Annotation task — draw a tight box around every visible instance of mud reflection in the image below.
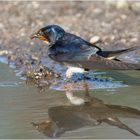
[32,96,140,138]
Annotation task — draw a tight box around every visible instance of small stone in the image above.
[90,36,101,44]
[49,72,53,75]
[121,14,127,20]
[0,23,4,29]
[8,55,17,61]
[134,2,140,8]
[110,35,115,41]
[115,18,121,23]
[121,39,126,43]
[20,32,26,37]
[75,13,81,18]
[37,73,42,76]
[105,0,115,5]
[46,71,49,75]
[0,50,8,55]
[116,1,128,9]
[94,8,102,14]
[32,2,39,9]
[30,42,34,45]
[130,38,138,42]
[31,55,39,61]
[35,76,40,79]
[42,9,47,14]
[34,72,38,76]
[55,74,60,78]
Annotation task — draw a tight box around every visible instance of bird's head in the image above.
[30,25,65,46]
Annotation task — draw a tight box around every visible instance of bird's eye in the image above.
[46,29,52,35]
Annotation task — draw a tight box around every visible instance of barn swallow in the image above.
[31,25,140,71]
[31,25,140,105]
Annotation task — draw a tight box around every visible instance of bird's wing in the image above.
[63,44,140,70]
[48,43,100,62]
[66,54,140,70]
[49,41,140,70]
[97,46,139,60]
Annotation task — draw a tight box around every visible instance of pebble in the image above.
[0,23,4,29]
[35,76,40,79]
[31,55,39,61]
[116,1,129,9]
[8,55,17,61]
[115,18,121,23]
[130,38,138,42]
[90,36,101,44]
[94,8,102,14]
[110,35,115,41]
[121,39,126,43]
[32,2,39,9]
[121,14,127,20]
[0,50,8,55]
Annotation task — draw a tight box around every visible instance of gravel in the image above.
[0,1,140,84]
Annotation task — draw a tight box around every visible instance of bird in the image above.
[30,24,140,104]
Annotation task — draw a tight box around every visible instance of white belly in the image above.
[66,67,85,79]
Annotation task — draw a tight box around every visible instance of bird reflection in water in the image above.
[32,96,140,138]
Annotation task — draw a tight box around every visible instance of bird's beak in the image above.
[30,33,50,45]
[30,33,39,39]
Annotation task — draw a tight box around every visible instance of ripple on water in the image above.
[0,82,19,87]
[51,79,128,91]
[0,56,8,64]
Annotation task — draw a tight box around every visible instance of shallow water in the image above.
[0,62,140,139]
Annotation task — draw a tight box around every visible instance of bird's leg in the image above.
[83,82,90,97]
[64,83,86,105]
[65,90,85,106]
[81,81,93,104]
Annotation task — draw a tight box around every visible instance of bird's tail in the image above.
[98,46,140,60]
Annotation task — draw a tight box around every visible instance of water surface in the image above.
[0,62,140,139]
